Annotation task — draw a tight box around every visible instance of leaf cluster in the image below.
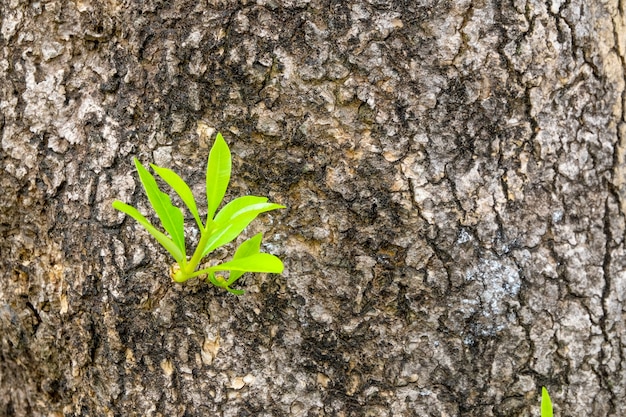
[113,133,284,294]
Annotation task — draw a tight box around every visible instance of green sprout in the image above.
[113,132,284,295]
[541,387,553,417]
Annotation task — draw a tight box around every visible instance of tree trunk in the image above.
[1,1,624,416]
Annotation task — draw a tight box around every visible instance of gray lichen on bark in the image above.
[1,0,625,416]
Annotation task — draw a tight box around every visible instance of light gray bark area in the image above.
[1,0,625,416]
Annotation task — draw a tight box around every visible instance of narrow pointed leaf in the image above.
[134,158,186,253]
[233,233,263,259]
[209,253,284,274]
[541,387,553,417]
[112,200,185,263]
[206,133,231,221]
[201,203,284,257]
[227,233,263,285]
[213,196,275,224]
[151,163,203,230]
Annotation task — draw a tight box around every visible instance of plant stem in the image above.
[174,222,213,282]
[188,267,217,279]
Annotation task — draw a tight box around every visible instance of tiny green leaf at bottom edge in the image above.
[541,387,553,417]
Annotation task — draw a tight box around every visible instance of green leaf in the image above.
[226,233,263,285]
[201,201,284,257]
[541,387,553,417]
[213,196,279,224]
[213,196,268,222]
[112,200,185,263]
[134,158,186,254]
[209,253,284,274]
[205,271,245,295]
[151,163,203,230]
[206,132,231,222]
[233,233,263,259]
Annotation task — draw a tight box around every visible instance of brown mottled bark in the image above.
[1,1,625,416]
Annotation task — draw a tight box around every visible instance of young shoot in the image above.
[541,387,553,417]
[113,132,284,294]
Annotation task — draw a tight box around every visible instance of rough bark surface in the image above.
[1,0,625,416]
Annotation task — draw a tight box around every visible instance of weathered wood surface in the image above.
[1,1,625,415]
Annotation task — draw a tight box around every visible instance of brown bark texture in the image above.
[1,0,625,416]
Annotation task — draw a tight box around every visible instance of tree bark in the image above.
[1,0,625,416]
